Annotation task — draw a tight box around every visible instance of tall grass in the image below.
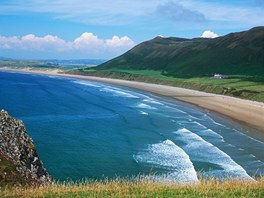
[1,177,263,197]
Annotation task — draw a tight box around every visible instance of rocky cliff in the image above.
[0,110,51,186]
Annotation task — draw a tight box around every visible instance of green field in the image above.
[74,68,264,103]
[1,178,263,198]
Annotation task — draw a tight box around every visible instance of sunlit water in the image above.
[1,71,264,183]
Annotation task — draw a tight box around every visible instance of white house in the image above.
[213,74,225,79]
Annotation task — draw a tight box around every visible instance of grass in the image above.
[102,69,177,80]
[93,69,264,92]
[75,68,264,103]
[0,153,27,187]
[1,178,263,197]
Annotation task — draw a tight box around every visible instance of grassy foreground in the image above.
[1,178,264,198]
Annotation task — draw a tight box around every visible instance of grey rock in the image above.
[0,110,51,185]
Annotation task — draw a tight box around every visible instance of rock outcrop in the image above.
[0,110,51,186]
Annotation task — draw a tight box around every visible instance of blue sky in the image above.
[0,0,263,59]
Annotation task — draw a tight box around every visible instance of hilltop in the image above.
[97,27,264,77]
[69,27,264,103]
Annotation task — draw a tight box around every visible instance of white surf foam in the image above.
[137,103,157,110]
[47,75,65,80]
[139,111,149,115]
[134,139,198,183]
[73,80,102,88]
[232,129,264,145]
[164,105,187,114]
[143,99,164,105]
[203,115,226,127]
[178,121,207,131]
[197,129,225,142]
[188,115,202,121]
[174,128,253,180]
[203,115,264,145]
[100,87,140,98]
[192,121,207,129]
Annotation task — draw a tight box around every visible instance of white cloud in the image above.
[0,33,135,58]
[73,32,104,50]
[200,30,218,38]
[21,34,69,51]
[105,36,135,55]
[106,36,134,47]
[0,34,69,51]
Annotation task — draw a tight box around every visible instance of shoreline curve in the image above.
[1,68,264,135]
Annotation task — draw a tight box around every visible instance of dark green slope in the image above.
[97,27,264,77]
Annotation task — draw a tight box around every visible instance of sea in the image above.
[1,71,264,183]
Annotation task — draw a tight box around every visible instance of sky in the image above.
[0,0,263,59]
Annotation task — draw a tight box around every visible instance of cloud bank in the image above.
[200,30,218,38]
[0,33,135,58]
[156,1,206,22]
[2,0,263,26]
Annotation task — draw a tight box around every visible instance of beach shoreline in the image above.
[1,67,264,135]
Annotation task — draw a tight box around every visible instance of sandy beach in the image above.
[1,68,264,134]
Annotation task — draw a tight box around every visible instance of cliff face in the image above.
[0,110,51,186]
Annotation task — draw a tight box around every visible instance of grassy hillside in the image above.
[97,27,264,77]
[1,178,263,197]
[74,27,264,102]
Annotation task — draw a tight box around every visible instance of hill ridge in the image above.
[97,26,264,77]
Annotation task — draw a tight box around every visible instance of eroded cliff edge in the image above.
[0,110,51,186]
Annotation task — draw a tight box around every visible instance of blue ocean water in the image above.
[1,71,264,183]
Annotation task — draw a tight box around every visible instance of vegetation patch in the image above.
[70,69,264,103]
[0,152,27,187]
[1,178,263,197]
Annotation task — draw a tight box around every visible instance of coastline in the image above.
[1,67,264,134]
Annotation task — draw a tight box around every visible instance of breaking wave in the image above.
[134,139,198,183]
[174,128,253,180]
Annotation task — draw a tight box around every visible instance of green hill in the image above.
[97,27,264,77]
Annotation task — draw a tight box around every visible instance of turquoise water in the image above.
[1,71,264,182]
